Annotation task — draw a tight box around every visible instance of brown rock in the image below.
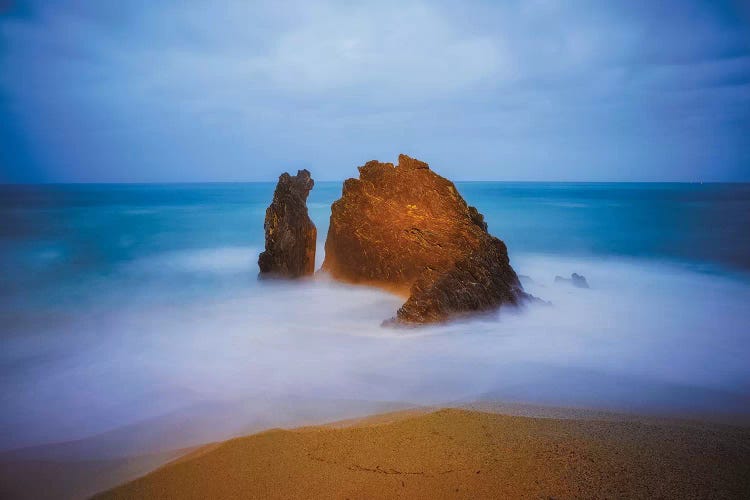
[258,169,316,278]
[322,154,527,324]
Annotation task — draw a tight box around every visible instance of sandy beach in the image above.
[85,407,750,499]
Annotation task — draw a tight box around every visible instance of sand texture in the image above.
[96,408,750,499]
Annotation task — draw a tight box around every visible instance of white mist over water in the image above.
[1,246,749,455]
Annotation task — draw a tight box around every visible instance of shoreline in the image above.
[3,403,749,499]
[95,406,750,499]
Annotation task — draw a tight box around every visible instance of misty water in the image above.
[1,182,749,456]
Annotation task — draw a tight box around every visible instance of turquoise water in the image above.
[2,182,748,301]
[1,182,749,453]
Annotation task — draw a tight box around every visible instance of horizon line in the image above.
[2,180,749,186]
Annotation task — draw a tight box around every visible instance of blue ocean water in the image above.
[2,182,749,301]
[1,182,749,453]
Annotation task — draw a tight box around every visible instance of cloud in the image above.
[259,2,505,94]
[0,0,749,182]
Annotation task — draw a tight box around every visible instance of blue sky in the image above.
[1,0,749,182]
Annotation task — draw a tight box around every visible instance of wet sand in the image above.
[0,397,415,500]
[96,408,750,499]
[0,448,191,500]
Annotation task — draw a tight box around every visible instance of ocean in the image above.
[1,182,749,454]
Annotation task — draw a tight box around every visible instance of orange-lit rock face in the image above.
[258,169,316,278]
[322,155,526,324]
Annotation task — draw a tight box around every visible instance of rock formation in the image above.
[258,169,316,278]
[555,273,589,288]
[322,154,527,324]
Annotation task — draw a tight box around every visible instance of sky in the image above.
[0,0,749,183]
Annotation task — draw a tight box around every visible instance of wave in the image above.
[1,252,749,454]
[124,246,261,275]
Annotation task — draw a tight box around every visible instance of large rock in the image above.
[258,169,316,278]
[322,154,527,324]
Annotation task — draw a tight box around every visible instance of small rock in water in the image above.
[554,273,590,288]
[258,169,316,278]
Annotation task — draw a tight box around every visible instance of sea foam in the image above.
[1,250,749,454]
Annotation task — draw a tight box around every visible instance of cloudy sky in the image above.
[1,0,749,182]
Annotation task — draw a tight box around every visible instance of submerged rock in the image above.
[518,274,536,286]
[554,273,590,288]
[322,154,527,324]
[258,169,316,278]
